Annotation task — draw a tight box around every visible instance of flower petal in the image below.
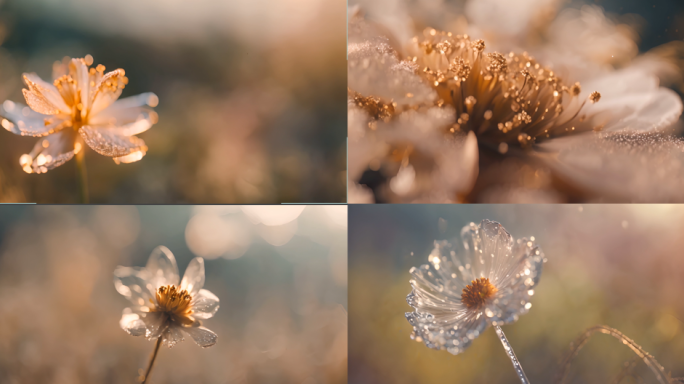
[20,130,77,174]
[540,131,684,202]
[348,12,436,107]
[161,326,185,348]
[145,246,180,288]
[120,308,146,336]
[181,324,217,348]
[191,289,219,319]
[22,73,71,115]
[89,93,159,136]
[180,257,205,297]
[79,125,148,158]
[1,100,71,137]
[89,69,128,116]
[405,306,488,355]
[71,58,91,116]
[141,312,168,340]
[113,266,155,306]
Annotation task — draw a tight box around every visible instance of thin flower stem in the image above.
[75,149,89,203]
[495,325,531,384]
[141,337,163,384]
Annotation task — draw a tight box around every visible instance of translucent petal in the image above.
[191,289,219,319]
[181,325,217,348]
[88,69,127,117]
[20,130,77,174]
[145,246,179,288]
[79,125,148,158]
[348,13,436,107]
[22,73,71,115]
[89,92,159,136]
[161,326,185,348]
[113,150,146,164]
[120,308,146,336]
[540,131,684,202]
[405,308,488,355]
[180,257,205,297]
[71,58,91,115]
[1,101,71,137]
[113,266,154,306]
[142,312,169,340]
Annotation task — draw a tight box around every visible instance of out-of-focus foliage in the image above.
[0,0,346,203]
[348,204,684,383]
[0,205,347,384]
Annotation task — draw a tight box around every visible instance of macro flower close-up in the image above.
[348,0,684,203]
[406,220,545,356]
[1,55,158,174]
[115,245,218,349]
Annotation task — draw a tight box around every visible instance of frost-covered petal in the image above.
[161,326,185,348]
[1,100,71,137]
[181,324,217,348]
[348,12,436,107]
[120,308,146,336]
[79,125,148,158]
[20,130,77,174]
[191,289,219,320]
[540,131,684,202]
[113,266,155,306]
[22,73,71,115]
[405,305,488,355]
[88,69,127,117]
[180,257,205,297]
[145,246,180,288]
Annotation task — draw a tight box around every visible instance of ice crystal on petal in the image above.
[0,55,158,173]
[114,246,219,348]
[405,220,545,355]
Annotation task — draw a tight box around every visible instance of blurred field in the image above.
[0,205,348,384]
[0,0,347,203]
[348,205,684,383]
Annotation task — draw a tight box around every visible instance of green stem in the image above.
[141,337,163,384]
[75,149,89,203]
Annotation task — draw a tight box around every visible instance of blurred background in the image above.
[0,205,347,384]
[0,0,347,203]
[349,205,684,383]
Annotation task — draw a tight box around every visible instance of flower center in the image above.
[461,277,497,309]
[152,285,194,317]
[408,30,602,150]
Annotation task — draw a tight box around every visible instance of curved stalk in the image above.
[495,325,531,384]
[555,325,670,384]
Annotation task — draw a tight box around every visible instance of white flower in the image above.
[114,246,219,348]
[348,4,684,202]
[1,54,158,174]
[405,220,545,355]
